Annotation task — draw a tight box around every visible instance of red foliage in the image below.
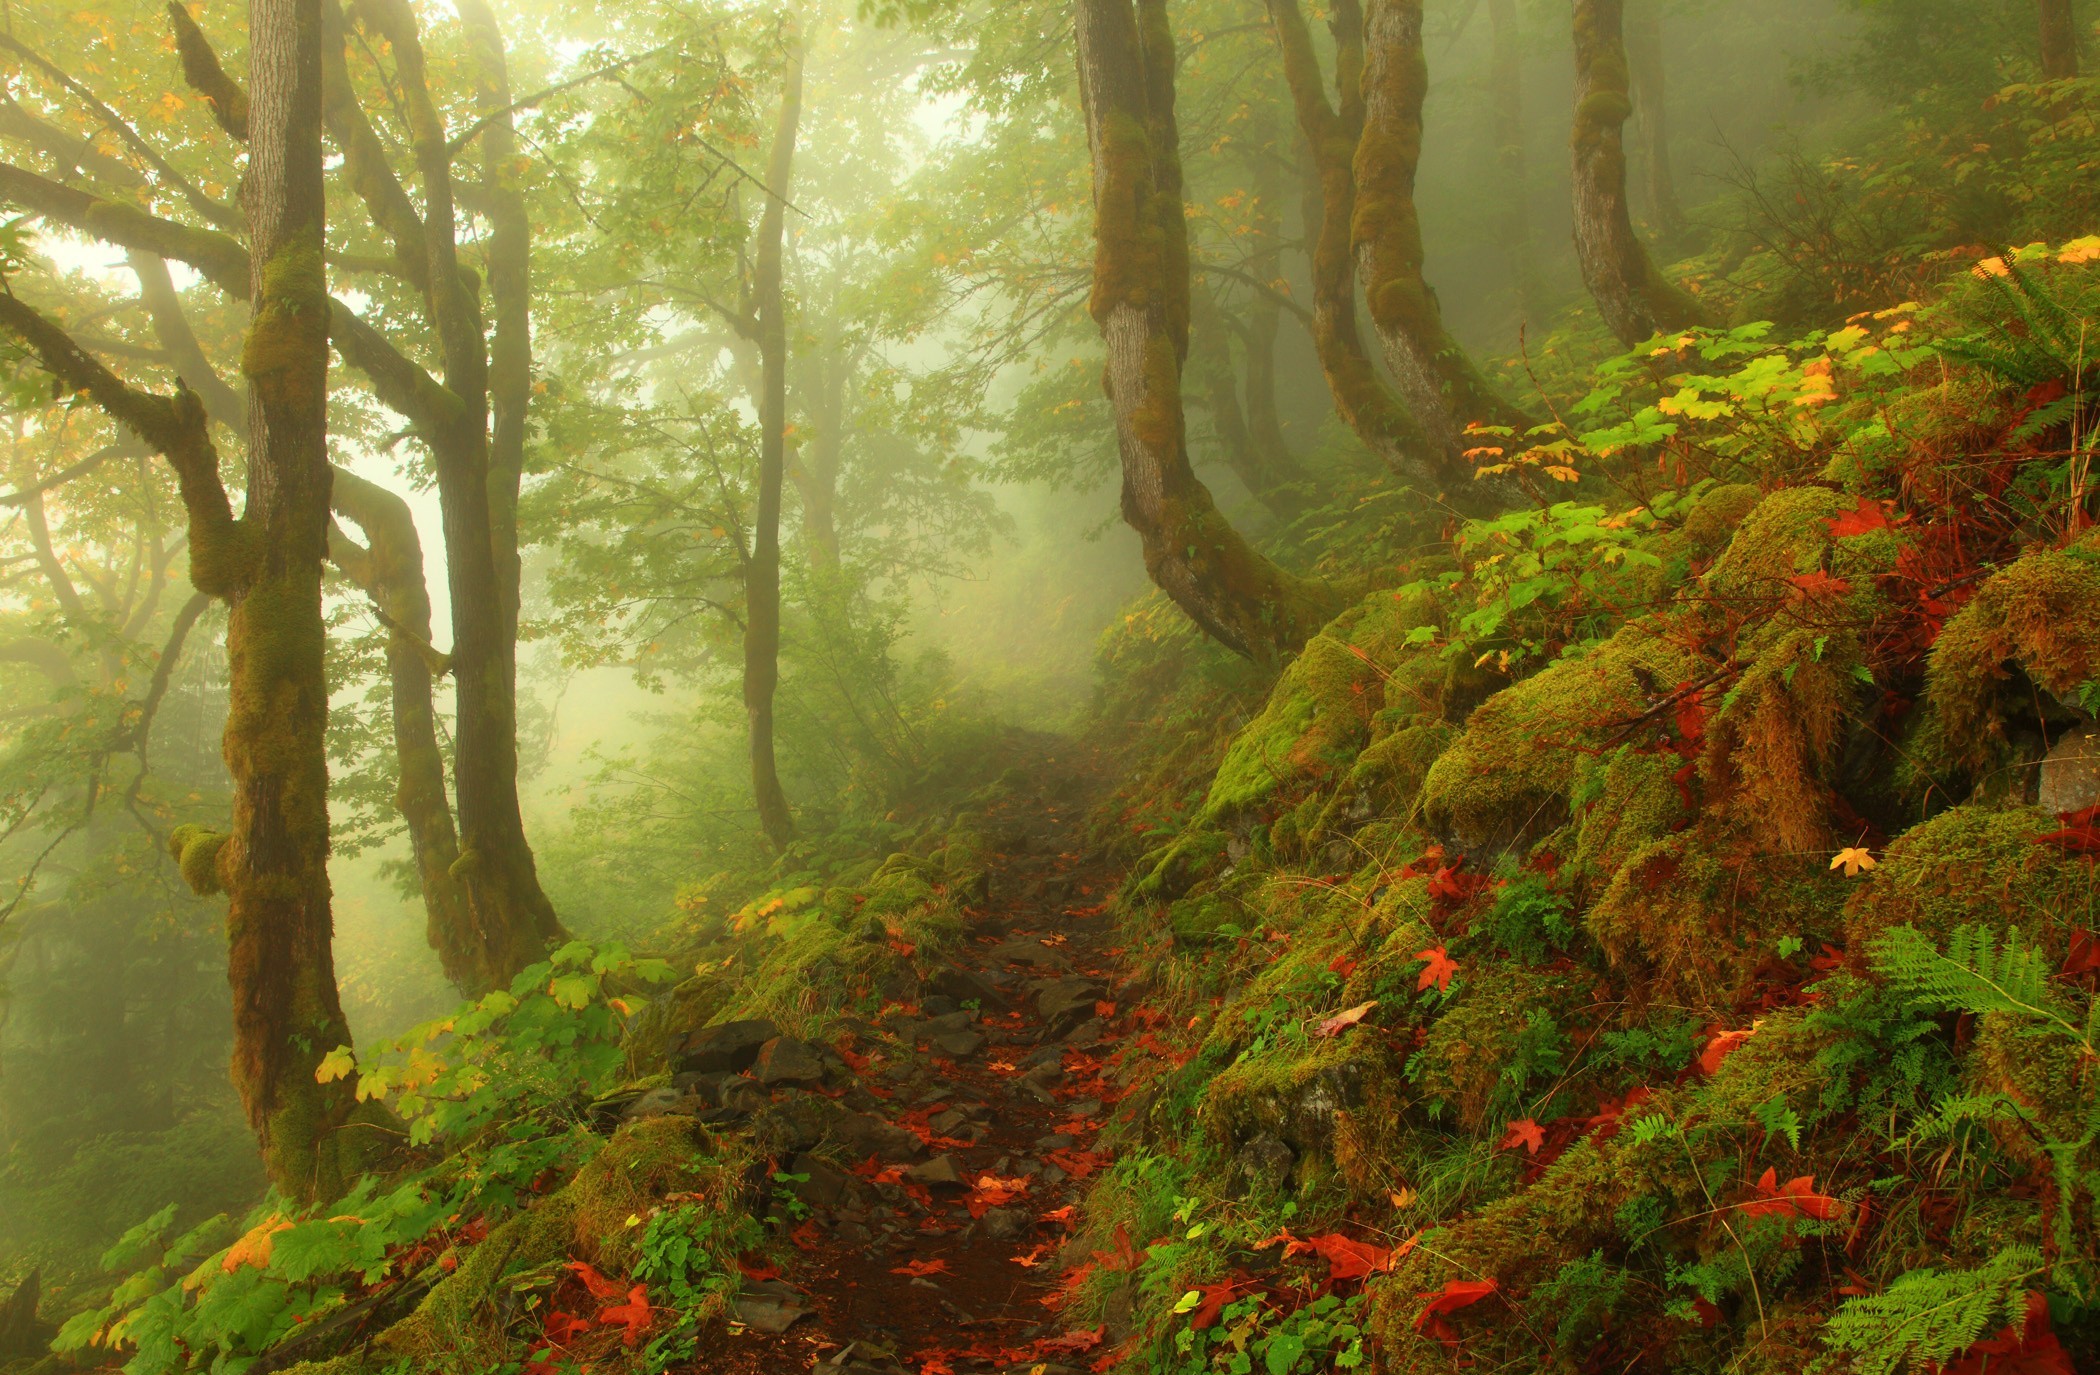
[1415,946,1459,993]
[1413,1279,1499,1342]
[1498,1118,1546,1155]
[1741,1167,1841,1221]
[595,1285,653,1347]
[1825,496,1892,539]
[2033,802,2100,855]
[1942,1293,2074,1375]
[1698,1026,1755,1075]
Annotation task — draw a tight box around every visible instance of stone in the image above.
[790,1153,854,1209]
[930,1108,974,1136]
[671,1018,780,1075]
[919,994,960,1017]
[754,1036,829,1088]
[1034,1133,1075,1152]
[1237,1132,1296,1189]
[1063,1018,1106,1047]
[921,1010,980,1035]
[838,1112,923,1163]
[932,1029,985,1058]
[718,1077,771,1117]
[735,1279,810,1334]
[753,1091,843,1151]
[980,1206,1029,1242]
[907,1154,969,1188]
[1033,977,1108,1036]
[620,1086,699,1122]
[927,965,1004,1007]
[2039,722,2100,816]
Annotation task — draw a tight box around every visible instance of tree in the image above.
[1624,0,1687,238]
[0,0,357,1201]
[1570,0,1708,346]
[1486,0,1544,322]
[746,31,803,851]
[2039,0,2081,78]
[1074,0,1336,661]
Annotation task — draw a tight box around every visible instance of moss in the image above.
[1567,749,1683,897]
[169,823,231,896]
[1585,831,1741,995]
[1408,963,1594,1130]
[1128,829,1232,903]
[1681,482,1763,556]
[1197,1024,1400,1176]
[1923,541,2100,782]
[1203,629,1379,818]
[1698,486,1852,600]
[1421,625,1701,852]
[1843,803,2100,955]
[1699,626,1855,853]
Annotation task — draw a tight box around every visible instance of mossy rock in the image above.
[1698,625,1861,853]
[1203,633,1380,819]
[1568,749,1685,897]
[1408,963,1597,1130]
[1127,828,1232,904]
[1197,1025,1398,1172]
[1698,485,1852,601]
[1844,802,2100,955]
[1421,625,1702,854]
[1923,540,2100,781]
[1682,482,1763,557]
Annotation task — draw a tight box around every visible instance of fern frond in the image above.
[1870,924,2055,1018]
[1903,1089,2029,1148]
[1820,1246,2042,1375]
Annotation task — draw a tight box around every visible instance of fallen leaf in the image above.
[1698,1026,1756,1076]
[1415,946,1459,993]
[563,1260,626,1302]
[1303,1232,1390,1281]
[595,1285,653,1347]
[1741,1167,1842,1222]
[1941,1292,2074,1375]
[1825,496,1891,539]
[1787,570,1852,602]
[1314,1000,1378,1038]
[892,1258,952,1277]
[1413,1278,1498,1342]
[1498,1118,1545,1155]
[1829,845,1876,877]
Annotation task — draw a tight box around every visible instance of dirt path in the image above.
[689,750,1130,1375]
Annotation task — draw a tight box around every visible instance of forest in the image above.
[1,0,2098,1372]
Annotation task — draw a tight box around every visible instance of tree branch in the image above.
[166,1,250,140]
[0,161,248,295]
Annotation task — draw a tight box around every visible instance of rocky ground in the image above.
[668,757,1138,1375]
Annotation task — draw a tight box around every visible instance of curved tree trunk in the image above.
[746,37,801,851]
[1570,0,1707,347]
[1077,0,1336,661]
[2039,0,2081,79]
[1486,0,1543,322]
[1624,0,1684,238]
[1355,0,1533,465]
[229,0,356,1202]
[1190,283,1307,520]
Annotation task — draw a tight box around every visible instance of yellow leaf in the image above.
[222,1218,292,1273]
[1829,846,1877,877]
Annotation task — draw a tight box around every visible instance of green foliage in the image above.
[1869,924,2088,1048]
[1820,1246,2043,1375]
[1165,1292,1366,1375]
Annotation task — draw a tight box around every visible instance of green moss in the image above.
[168,823,231,896]
[1681,482,1762,556]
[1567,749,1683,896]
[1843,803,2100,954]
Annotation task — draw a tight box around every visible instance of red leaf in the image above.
[1498,1118,1545,1155]
[1091,1223,1140,1272]
[1787,570,1852,602]
[736,1256,781,1283]
[1741,1167,1842,1221]
[788,1218,823,1251]
[1035,1326,1105,1354]
[1188,1279,1254,1330]
[595,1285,654,1347]
[1314,1000,1377,1038]
[1304,1232,1391,1281]
[562,1259,625,1302]
[1327,952,1359,978]
[1698,1026,1755,1076]
[1942,1293,2074,1375]
[1825,497,1891,539]
[541,1310,592,1345]
[2064,928,2100,976]
[892,1258,951,1277]
[1046,1147,1105,1180]
[1415,946,1458,993]
[918,1356,955,1375]
[1412,1279,1498,1343]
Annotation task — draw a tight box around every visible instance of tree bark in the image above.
[2040,0,2081,79]
[1486,0,1543,321]
[1570,0,1707,347]
[1238,158,1313,511]
[746,35,801,850]
[1077,0,1336,661]
[1355,0,1533,465]
[786,338,845,574]
[231,0,356,1202]
[1623,0,1684,238]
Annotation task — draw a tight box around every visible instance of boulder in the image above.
[671,1018,780,1075]
[907,1154,969,1188]
[979,1207,1030,1242]
[735,1279,811,1334]
[931,1029,985,1058]
[1033,977,1108,1036]
[789,1153,855,1210]
[837,1112,923,1163]
[2039,722,2100,815]
[754,1036,830,1088]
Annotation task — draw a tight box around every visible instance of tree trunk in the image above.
[1624,0,1684,238]
[230,0,356,1202]
[1267,0,1440,492]
[1486,0,1543,321]
[746,37,801,851]
[2039,0,2081,78]
[787,339,844,575]
[1570,0,1706,347]
[1355,0,1533,466]
[1077,0,1336,661]
[1238,156,1313,511]
[1190,283,1302,519]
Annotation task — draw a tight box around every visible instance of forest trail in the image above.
[689,748,1133,1375]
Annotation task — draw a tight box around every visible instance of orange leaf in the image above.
[222,1217,292,1273]
[563,1259,626,1301]
[1824,497,1890,539]
[1415,946,1458,993]
[1302,1232,1390,1281]
[892,1258,952,1277]
[1741,1167,1842,1222]
[595,1285,654,1347]
[1698,1026,1755,1076]
[1413,1278,1498,1343]
[1498,1118,1545,1155]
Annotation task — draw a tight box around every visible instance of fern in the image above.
[1820,1246,2042,1375]
[1940,255,2100,391]
[1867,925,2083,1046]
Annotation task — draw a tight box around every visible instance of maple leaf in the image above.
[892,1258,952,1277]
[1039,1204,1078,1228]
[1942,1293,2075,1375]
[1303,1232,1391,1281]
[788,1218,823,1251]
[1327,952,1359,977]
[1314,1000,1377,1038]
[918,1356,956,1375]
[1740,1167,1842,1221]
[1498,1118,1545,1155]
[1035,1327,1105,1354]
[1415,946,1458,993]
[1829,845,1877,877]
[563,1259,626,1302]
[540,1311,592,1346]
[1824,496,1890,539]
[1046,1147,1104,1179]
[222,1217,292,1273]
[1698,1025,1756,1076]
[1185,1279,1254,1329]
[1413,1278,1498,1342]
[2063,928,2100,977]
[736,1257,781,1283]
[595,1285,654,1347]
[2032,802,2100,854]
[1787,570,1852,602]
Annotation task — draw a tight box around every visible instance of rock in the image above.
[790,1153,855,1209]
[1063,1018,1106,1047]
[1237,1132,1296,1189]
[1034,1133,1075,1151]
[930,1108,974,1136]
[2039,722,2100,815]
[928,969,1007,1011]
[879,967,921,1003]
[932,1029,985,1058]
[980,1206,1030,1241]
[0,1270,52,1359]
[1033,977,1109,1036]
[907,1154,969,1188]
[821,1340,911,1375]
[838,1111,923,1163]
[754,1036,830,1088]
[1023,1043,1065,1068]
[735,1279,810,1334]
[719,1076,771,1117]
[921,1010,980,1035]
[673,1069,740,1102]
[919,994,961,1017]
[992,940,1072,972]
[671,1018,780,1075]
[753,1091,844,1151]
[621,1086,700,1122]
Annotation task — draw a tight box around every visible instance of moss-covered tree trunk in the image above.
[1355,0,1533,466]
[746,37,801,851]
[229,0,357,1202]
[1077,0,1335,661]
[2039,0,2081,78]
[1624,0,1684,238]
[1487,0,1543,322]
[1570,0,1707,347]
